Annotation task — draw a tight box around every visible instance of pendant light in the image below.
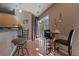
[58,12,63,23]
[54,19,57,27]
[19,3,22,13]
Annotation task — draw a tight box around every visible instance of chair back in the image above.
[44,29,51,39]
[68,29,75,46]
[22,29,29,40]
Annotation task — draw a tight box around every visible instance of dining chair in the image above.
[44,29,52,39]
[44,29,52,55]
[54,29,75,56]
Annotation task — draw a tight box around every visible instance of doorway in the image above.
[37,15,49,38]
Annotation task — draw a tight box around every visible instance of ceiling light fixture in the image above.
[58,12,63,23]
[19,3,22,13]
[19,9,22,13]
[54,19,57,27]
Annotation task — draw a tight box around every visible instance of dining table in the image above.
[47,29,61,55]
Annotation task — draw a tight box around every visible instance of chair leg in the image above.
[54,42,56,51]
[17,47,19,55]
[24,43,29,56]
[24,47,29,56]
[54,42,60,52]
[21,47,24,56]
[68,46,72,56]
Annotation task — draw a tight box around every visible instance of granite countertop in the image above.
[0,27,18,32]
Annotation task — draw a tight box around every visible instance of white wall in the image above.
[39,4,79,55]
[15,10,32,40]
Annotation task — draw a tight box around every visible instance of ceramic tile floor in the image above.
[15,37,67,56]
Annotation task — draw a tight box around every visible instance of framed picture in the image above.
[23,19,28,24]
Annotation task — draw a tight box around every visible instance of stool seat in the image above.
[12,38,26,45]
[11,38,29,56]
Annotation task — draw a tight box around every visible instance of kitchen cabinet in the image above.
[0,13,18,27]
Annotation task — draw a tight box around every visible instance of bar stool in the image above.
[12,38,29,56]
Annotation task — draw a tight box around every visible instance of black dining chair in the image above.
[44,30,52,39]
[44,29,52,54]
[54,29,75,56]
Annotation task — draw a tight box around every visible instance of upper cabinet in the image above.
[0,13,18,27]
[0,7,18,27]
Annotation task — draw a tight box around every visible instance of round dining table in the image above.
[47,29,61,55]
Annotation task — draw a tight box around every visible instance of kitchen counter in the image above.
[0,27,18,32]
[0,28,17,56]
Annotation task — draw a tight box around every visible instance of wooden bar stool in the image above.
[12,38,29,56]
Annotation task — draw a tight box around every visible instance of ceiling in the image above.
[0,3,52,16]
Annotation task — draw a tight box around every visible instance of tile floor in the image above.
[15,37,67,56]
